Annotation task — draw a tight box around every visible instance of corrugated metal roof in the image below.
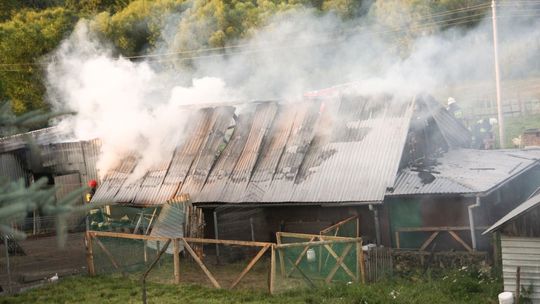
[92,94,417,206]
[0,127,72,153]
[390,148,540,196]
[484,193,540,234]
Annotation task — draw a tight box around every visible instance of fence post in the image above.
[85,232,96,276]
[4,236,12,293]
[173,238,181,284]
[358,239,366,284]
[269,245,276,294]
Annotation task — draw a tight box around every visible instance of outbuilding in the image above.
[484,192,540,302]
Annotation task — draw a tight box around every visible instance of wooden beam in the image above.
[324,244,355,282]
[269,245,276,294]
[396,226,488,232]
[357,240,366,284]
[276,239,357,249]
[88,231,169,241]
[182,237,271,247]
[320,216,358,235]
[173,239,180,284]
[448,231,473,252]
[231,244,270,289]
[85,232,95,276]
[419,232,440,251]
[182,238,221,288]
[276,232,286,277]
[141,240,171,304]
[94,237,121,271]
[279,231,356,241]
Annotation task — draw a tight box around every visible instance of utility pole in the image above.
[492,0,505,147]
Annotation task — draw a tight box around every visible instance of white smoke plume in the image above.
[46,3,540,179]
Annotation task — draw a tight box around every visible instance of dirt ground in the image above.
[0,233,87,293]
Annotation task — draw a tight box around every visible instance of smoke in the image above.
[47,23,238,178]
[46,2,540,179]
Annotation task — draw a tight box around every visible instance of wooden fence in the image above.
[85,231,276,292]
[85,230,369,294]
[276,232,365,284]
[394,226,488,252]
[364,246,393,283]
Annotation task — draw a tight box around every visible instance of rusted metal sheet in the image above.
[286,95,414,203]
[197,105,258,202]
[177,106,235,197]
[93,95,421,206]
[219,102,278,202]
[91,154,137,203]
[244,104,298,202]
[260,101,321,202]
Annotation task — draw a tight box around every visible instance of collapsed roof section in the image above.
[91,92,469,207]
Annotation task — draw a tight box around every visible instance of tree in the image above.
[0,8,78,114]
[0,102,91,246]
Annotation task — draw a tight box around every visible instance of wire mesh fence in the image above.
[319,215,359,239]
[0,230,87,294]
[88,231,275,292]
[274,232,364,292]
[86,230,367,295]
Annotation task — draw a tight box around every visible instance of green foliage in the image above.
[0,0,496,117]
[0,7,78,114]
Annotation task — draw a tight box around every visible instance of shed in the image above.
[484,193,540,302]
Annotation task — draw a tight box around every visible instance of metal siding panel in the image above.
[501,236,540,303]
[0,153,25,182]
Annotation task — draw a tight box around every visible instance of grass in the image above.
[502,114,540,148]
[1,268,502,304]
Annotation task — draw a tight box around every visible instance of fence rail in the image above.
[86,230,367,294]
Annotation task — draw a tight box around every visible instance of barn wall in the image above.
[385,196,481,251]
[204,205,375,244]
[501,236,540,303]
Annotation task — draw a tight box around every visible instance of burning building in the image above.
[2,92,540,252]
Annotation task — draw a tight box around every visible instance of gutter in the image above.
[468,196,481,251]
[369,204,382,245]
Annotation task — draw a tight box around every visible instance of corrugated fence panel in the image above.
[0,153,25,182]
[501,236,540,303]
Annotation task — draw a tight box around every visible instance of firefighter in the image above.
[447,97,464,121]
[472,118,494,149]
[85,180,104,229]
[86,179,97,203]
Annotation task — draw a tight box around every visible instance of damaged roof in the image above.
[92,94,430,206]
[390,148,540,196]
